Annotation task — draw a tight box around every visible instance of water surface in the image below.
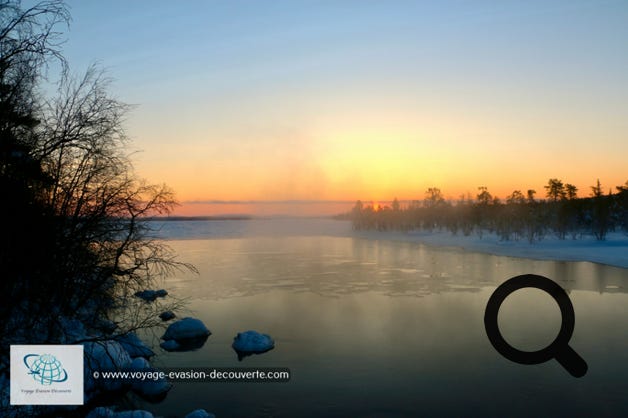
[142,219,628,417]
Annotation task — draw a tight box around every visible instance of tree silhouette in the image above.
[565,183,578,200]
[545,178,566,202]
[0,1,193,358]
[347,178,628,243]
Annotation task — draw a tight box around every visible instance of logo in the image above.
[23,354,69,385]
[10,345,84,405]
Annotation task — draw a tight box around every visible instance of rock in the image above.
[159,340,180,351]
[232,330,274,360]
[86,408,155,418]
[129,357,150,370]
[185,409,216,418]
[134,290,157,302]
[86,407,115,418]
[162,317,211,341]
[159,317,210,352]
[159,311,176,321]
[159,336,208,352]
[134,289,168,302]
[83,341,132,393]
[114,412,155,418]
[115,332,155,358]
[128,357,171,402]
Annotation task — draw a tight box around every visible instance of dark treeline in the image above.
[349,179,628,242]
[0,0,191,363]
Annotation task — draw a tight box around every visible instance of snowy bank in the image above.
[153,218,627,268]
[352,229,628,269]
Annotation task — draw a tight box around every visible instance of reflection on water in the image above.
[143,220,628,418]
[162,236,627,299]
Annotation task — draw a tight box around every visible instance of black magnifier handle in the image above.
[555,344,588,378]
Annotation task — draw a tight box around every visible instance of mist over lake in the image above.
[143,218,628,418]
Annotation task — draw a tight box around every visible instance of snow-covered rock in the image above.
[86,407,115,418]
[134,289,168,302]
[232,330,274,359]
[159,340,181,351]
[114,412,155,418]
[159,310,176,321]
[83,341,132,393]
[86,407,155,418]
[115,332,155,358]
[129,357,150,370]
[127,357,171,402]
[160,317,210,352]
[162,317,210,341]
[185,409,216,418]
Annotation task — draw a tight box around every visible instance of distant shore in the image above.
[351,227,628,269]
[150,217,628,269]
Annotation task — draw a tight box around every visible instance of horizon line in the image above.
[184,199,360,205]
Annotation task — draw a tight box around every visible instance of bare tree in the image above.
[0,2,194,362]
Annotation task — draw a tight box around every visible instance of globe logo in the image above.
[23,354,68,385]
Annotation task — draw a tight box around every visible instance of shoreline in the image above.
[350,228,628,270]
[151,218,628,269]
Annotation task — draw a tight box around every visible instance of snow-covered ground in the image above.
[352,228,628,269]
[153,218,628,269]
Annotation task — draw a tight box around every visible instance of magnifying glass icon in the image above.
[484,274,587,377]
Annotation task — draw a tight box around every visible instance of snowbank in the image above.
[154,218,627,268]
[353,229,628,269]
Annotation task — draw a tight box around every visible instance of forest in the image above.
[348,178,628,242]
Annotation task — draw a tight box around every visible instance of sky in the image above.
[58,0,628,216]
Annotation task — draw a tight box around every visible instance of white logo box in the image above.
[10,345,84,405]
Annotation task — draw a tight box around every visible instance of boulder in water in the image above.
[185,409,216,418]
[232,330,274,360]
[134,289,168,302]
[162,317,210,341]
[159,311,176,321]
[160,317,210,352]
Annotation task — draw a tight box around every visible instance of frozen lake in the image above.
[143,218,628,417]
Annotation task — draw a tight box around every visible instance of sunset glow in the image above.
[62,1,628,215]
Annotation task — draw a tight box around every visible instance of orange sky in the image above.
[65,2,628,216]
